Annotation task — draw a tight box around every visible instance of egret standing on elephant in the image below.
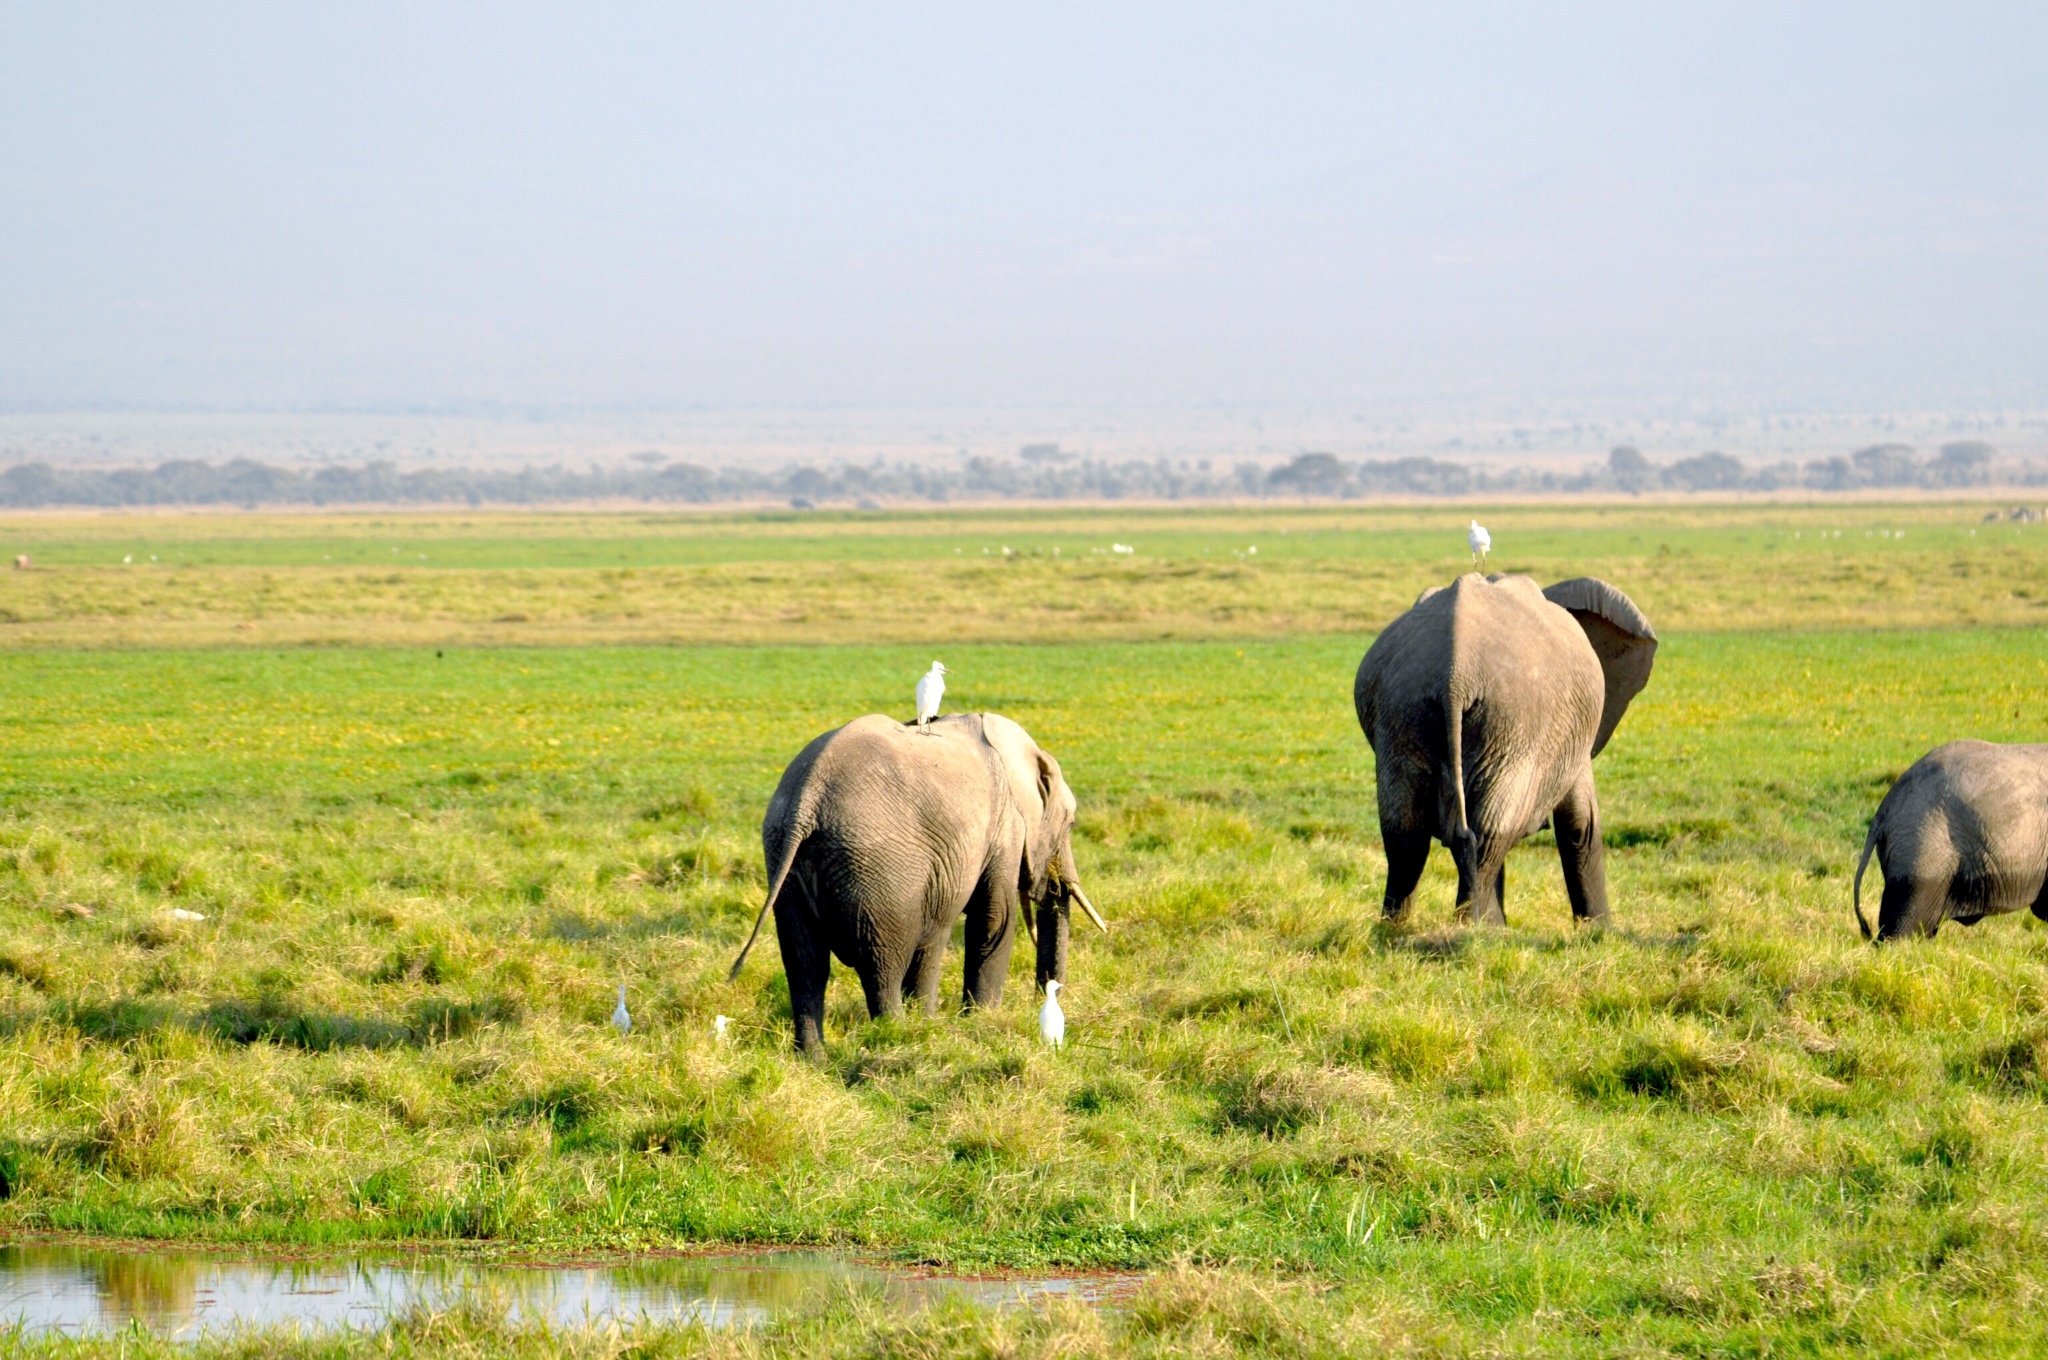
[915,662,948,732]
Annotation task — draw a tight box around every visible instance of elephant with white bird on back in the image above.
[1355,573,1659,925]
[730,712,1105,1055]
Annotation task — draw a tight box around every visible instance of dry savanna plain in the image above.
[1,501,2047,1357]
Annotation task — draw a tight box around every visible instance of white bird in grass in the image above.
[1467,520,1491,570]
[1039,980,1066,1048]
[713,1015,732,1043]
[915,661,949,732]
[612,986,631,1035]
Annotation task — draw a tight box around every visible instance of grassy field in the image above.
[0,501,2044,646]
[4,502,2048,1355]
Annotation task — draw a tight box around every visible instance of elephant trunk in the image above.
[1033,895,1069,992]
[1035,843,1105,990]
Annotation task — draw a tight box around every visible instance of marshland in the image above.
[3,501,2048,1355]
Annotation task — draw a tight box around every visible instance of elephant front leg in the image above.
[961,883,1017,1011]
[1553,768,1609,923]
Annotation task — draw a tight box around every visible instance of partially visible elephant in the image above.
[1354,574,1658,925]
[1854,740,2048,941]
[729,712,1107,1054]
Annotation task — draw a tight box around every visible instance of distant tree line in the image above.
[0,441,2032,508]
[1598,441,2012,494]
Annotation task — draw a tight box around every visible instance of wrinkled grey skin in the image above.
[1854,740,2048,941]
[1354,574,1658,925]
[729,712,1100,1054]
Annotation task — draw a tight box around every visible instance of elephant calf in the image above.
[730,712,1105,1054]
[1355,574,1658,925]
[1854,740,2048,941]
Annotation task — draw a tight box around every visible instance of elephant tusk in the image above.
[1069,883,1109,934]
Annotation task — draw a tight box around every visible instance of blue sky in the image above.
[3,3,2043,416]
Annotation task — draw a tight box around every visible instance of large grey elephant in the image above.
[728,712,1106,1054]
[1853,740,2048,941]
[1354,574,1658,925]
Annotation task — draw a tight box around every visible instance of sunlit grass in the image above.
[4,504,2048,1352]
[0,501,2042,646]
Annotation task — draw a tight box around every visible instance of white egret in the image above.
[915,661,949,732]
[1039,980,1066,1047]
[1467,520,1491,569]
[713,1014,733,1043]
[612,985,631,1035]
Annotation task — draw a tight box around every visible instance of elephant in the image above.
[1853,740,2048,941]
[1354,573,1658,925]
[728,712,1107,1054]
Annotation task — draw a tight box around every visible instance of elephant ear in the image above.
[1019,747,1072,897]
[1543,577,1658,756]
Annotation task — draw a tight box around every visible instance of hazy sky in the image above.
[4,3,2044,418]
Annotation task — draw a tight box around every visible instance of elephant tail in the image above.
[729,821,808,982]
[1852,817,1878,942]
[1444,677,1471,841]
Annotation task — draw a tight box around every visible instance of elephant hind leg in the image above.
[1452,831,1510,926]
[1878,874,1946,940]
[1553,767,1610,923]
[859,967,906,1020]
[1380,822,1431,922]
[906,918,951,1016]
[773,896,831,1057]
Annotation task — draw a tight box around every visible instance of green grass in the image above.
[4,504,2048,1354]
[0,501,2025,568]
[1,501,2046,648]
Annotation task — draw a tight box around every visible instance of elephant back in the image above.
[1357,574,1599,744]
[1356,574,1608,842]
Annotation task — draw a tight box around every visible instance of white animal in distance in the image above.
[713,1014,732,1043]
[1467,520,1491,569]
[612,985,631,1035]
[1039,980,1066,1047]
[915,661,949,732]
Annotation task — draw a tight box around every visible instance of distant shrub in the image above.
[1664,452,1745,491]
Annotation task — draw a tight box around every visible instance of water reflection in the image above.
[0,1243,1131,1338]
